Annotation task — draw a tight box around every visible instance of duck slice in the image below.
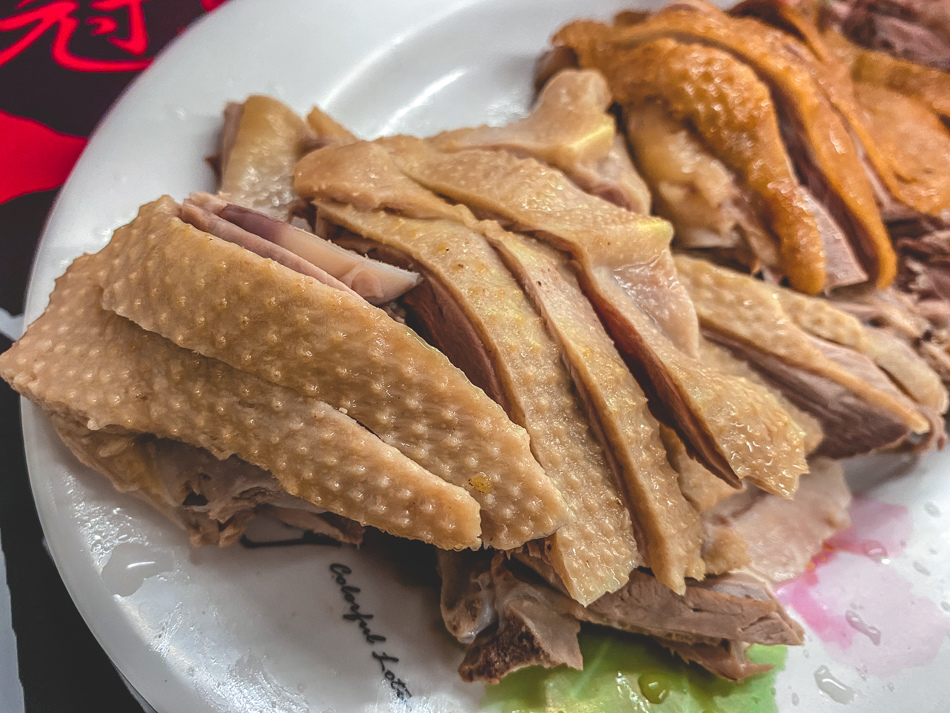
[703,458,851,585]
[218,95,316,221]
[379,138,807,496]
[49,412,364,548]
[432,69,651,213]
[625,101,779,271]
[185,192,421,304]
[485,228,704,593]
[0,255,482,550]
[676,255,940,454]
[88,197,568,550]
[312,198,639,605]
[589,36,829,294]
[554,5,896,288]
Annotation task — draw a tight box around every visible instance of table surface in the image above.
[0,3,228,710]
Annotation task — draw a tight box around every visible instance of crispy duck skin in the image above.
[313,199,640,605]
[432,70,651,214]
[89,197,568,550]
[219,96,317,221]
[676,255,936,440]
[554,6,897,288]
[0,254,484,550]
[380,139,807,496]
[624,101,779,271]
[486,229,705,593]
[730,3,950,220]
[588,36,828,294]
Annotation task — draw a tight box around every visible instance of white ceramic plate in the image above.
[20,0,950,711]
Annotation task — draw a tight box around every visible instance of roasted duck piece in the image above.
[554,2,897,289]
[676,255,947,456]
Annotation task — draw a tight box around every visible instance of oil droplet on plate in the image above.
[845,610,882,645]
[637,672,670,704]
[913,561,931,576]
[925,501,941,517]
[941,601,950,613]
[860,540,888,562]
[792,692,800,706]
[100,542,173,596]
[814,666,855,704]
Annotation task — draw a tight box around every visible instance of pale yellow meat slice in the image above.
[432,68,614,172]
[314,199,638,604]
[380,140,806,496]
[659,426,737,514]
[675,255,932,435]
[485,228,704,593]
[698,339,824,455]
[773,282,949,414]
[220,96,315,220]
[431,70,651,214]
[91,197,567,550]
[0,257,482,549]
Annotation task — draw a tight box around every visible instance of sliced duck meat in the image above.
[698,339,826,454]
[454,554,583,683]
[662,640,773,681]
[554,4,897,288]
[441,552,801,682]
[87,197,569,550]
[312,198,639,605]
[218,95,317,221]
[660,425,739,514]
[485,228,704,593]
[625,101,779,271]
[830,0,950,71]
[774,282,950,413]
[0,253,485,550]
[577,570,804,647]
[583,36,830,294]
[184,192,421,304]
[49,412,364,547]
[703,458,851,585]
[378,138,807,496]
[677,256,937,452]
[431,70,651,213]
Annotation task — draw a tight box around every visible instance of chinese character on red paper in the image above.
[0,0,154,72]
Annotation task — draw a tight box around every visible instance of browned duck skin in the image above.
[625,101,778,272]
[586,35,828,294]
[729,3,950,220]
[554,6,897,288]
